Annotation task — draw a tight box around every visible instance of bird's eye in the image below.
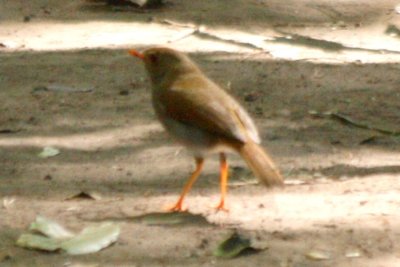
[148,54,158,63]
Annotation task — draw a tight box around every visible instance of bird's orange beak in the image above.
[129,49,145,60]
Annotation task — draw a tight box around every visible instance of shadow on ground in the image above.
[0,0,397,30]
[1,49,400,199]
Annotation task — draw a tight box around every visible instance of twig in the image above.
[310,111,400,136]
[167,29,198,43]
[160,19,271,54]
[272,30,400,55]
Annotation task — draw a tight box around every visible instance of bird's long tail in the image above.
[238,140,283,187]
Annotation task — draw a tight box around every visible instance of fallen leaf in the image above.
[213,232,254,258]
[284,179,307,185]
[106,0,163,8]
[65,206,81,212]
[38,147,60,158]
[2,197,16,209]
[60,223,120,255]
[345,249,361,258]
[305,249,331,261]
[16,234,60,251]
[66,191,102,201]
[386,24,400,37]
[16,217,120,255]
[29,216,74,239]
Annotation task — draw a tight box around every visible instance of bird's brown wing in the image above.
[158,74,260,144]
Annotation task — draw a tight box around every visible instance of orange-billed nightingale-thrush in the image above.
[129,47,283,211]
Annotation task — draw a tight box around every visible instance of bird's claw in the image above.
[166,202,187,212]
[214,201,229,212]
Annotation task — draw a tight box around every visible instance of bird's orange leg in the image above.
[168,157,204,212]
[215,153,229,212]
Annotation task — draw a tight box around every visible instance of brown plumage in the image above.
[129,47,283,211]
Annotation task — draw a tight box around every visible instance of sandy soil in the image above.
[1,0,400,266]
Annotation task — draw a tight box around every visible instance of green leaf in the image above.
[16,234,61,251]
[29,216,74,239]
[38,147,60,158]
[60,223,120,255]
[213,232,252,259]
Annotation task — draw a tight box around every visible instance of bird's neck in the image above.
[151,65,200,89]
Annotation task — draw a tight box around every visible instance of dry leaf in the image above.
[66,191,102,201]
[16,234,61,251]
[2,197,15,209]
[29,216,74,239]
[16,216,120,255]
[305,249,331,260]
[284,179,307,185]
[345,249,361,258]
[38,147,60,158]
[60,223,120,255]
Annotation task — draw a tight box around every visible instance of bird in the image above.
[129,47,283,211]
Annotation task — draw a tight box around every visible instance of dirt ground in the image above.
[1,0,400,266]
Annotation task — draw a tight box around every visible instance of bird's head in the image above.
[129,47,199,86]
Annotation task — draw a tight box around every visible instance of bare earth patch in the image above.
[1,1,400,266]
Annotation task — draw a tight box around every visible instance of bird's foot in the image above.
[165,201,187,212]
[214,200,229,212]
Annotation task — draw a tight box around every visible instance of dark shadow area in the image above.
[0,0,396,30]
[93,211,212,227]
[270,31,400,54]
[2,159,399,200]
[319,164,400,178]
